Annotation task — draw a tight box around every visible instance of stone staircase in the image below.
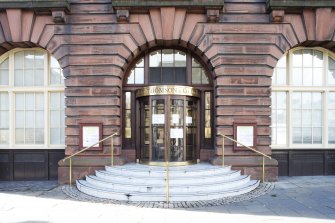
[76,163,259,202]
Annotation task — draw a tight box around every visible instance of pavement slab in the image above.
[0,176,334,223]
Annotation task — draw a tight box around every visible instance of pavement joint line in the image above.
[60,182,275,209]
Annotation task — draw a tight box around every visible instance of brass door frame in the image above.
[138,94,198,166]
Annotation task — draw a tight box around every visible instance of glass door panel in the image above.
[186,99,197,160]
[140,99,150,160]
[139,95,198,164]
[151,99,165,161]
[170,99,184,161]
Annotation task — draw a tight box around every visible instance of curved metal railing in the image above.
[218,133,272,182]
[62,132,118,185]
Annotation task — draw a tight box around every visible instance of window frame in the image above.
[123,48,214,151]
[272,47,335,149]
[124,48,212,87]
[0,48,65,150]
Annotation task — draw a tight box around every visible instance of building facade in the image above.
[0,0,334,182]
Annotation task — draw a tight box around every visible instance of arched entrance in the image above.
[123,49,213,165]
[136,86,199,164]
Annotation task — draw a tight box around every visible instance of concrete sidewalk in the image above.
[0,176,334,223]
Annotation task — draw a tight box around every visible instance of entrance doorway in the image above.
[136,86,199,165]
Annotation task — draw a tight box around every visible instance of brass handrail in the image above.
[218,133,272,182]
[165,160,169,204]
[62,132,118,185]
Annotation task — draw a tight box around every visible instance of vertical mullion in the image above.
[288,90,292,147]
[45,53,49,147]
[275,92,278,145]
[43,53,51,147]
[33,93,36,144]
[23,93,25,144]
[59,92,61,145]
[324,91,328,148]
[9,52,14,147]
[300,93,303,144]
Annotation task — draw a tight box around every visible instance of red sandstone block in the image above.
[71,4,111,14]
[66,107,121,116]
[257,127,271,136]
[224,3,266,14]
[216,76,272,86]
[65,127,79,136]
[65,117,121,126]
[65,87,120,97]
[66,97,120,107]
[216,107,271,116]
[216,116,271,126]
[65,76,122,87]
[257,136,271,146]
[69,14,117,24]
[214,65,274,76]
[216,97,271,106]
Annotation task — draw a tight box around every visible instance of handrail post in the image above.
[69,158,72,186]
[218,133,271,183]
[262,156,265,183]
[111,135,114,167]
[166,160,169,204]
[222,136,224,167]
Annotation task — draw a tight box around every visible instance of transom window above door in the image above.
[126,49,209,86]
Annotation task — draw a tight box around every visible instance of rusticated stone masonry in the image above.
[0,0,334,183]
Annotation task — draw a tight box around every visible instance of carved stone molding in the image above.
[116,9,130,22]
[52,10,66,24]
[270,10,284,23]
[207,9,220,23]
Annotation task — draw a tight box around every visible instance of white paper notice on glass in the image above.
[186,116,192,124]
[170,128,183,139]
[83,126,100,147]
[152,114,165,124]
[172,114,180,124]
[236,126,254,147]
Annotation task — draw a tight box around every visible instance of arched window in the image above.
[126,49,209,85]
[0,48,65,148]
[123,49,213,151]
[272,48,335,148]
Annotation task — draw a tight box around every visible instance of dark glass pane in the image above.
[175,51,186,67]
[127,70,135,84]
[175,67,186,84]
[150,50,161,67]
[192,58,200,67]
[192,68,201,84]
[125,92,131,109]
[134,68,144,84]
[314,50,323,67]
[149,67,161,83]
[136,58,144,67]
[171,99,184,106]
[201,68,209,84]
[162,67,174,83]
[329,57,335,69]
[162,49,174,67]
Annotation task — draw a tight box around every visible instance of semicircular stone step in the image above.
[105,164,232,178]
[95,169,241,185]
[76,163,260,202]
[84,174,251,193]
[76,179,260,202]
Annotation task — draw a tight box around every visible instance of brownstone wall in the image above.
[0,0,334,183]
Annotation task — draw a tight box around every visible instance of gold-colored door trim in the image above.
[136,85,200,98]
[138,95,198,166]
